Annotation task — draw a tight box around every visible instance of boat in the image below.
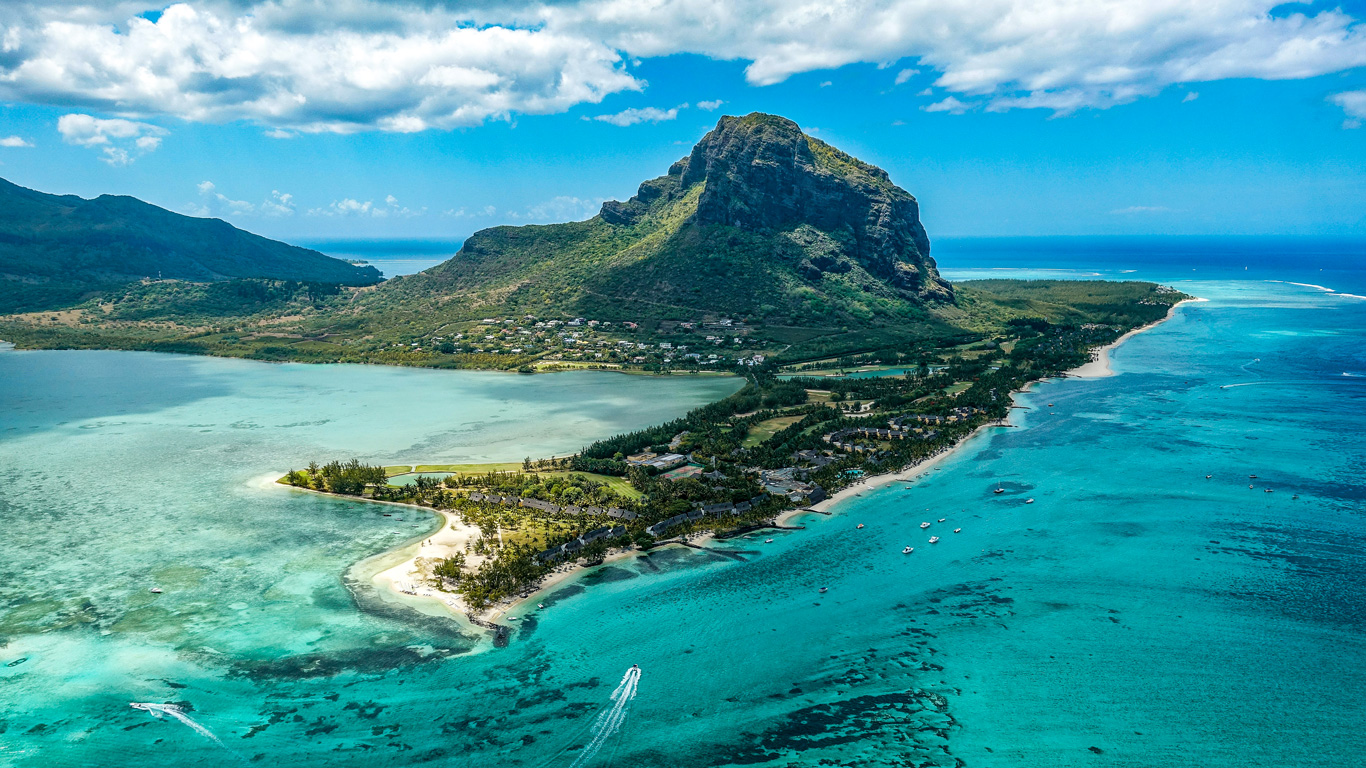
[1249,484,1254,489]
[149,587,162,594]
[1205,475,1212,479]
[1025,498,1035,504]
[537,604,544,609]
[938,518,945,523]
[765,538,774,543]
[993,484,1004,494]
[928,536,940,544]
[903,546,914,554]
[819,587,828,593]
[1264,488,1273,493]
[856,524,864,529]
[920,522,931,529]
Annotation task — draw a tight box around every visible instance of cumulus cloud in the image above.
[309,194,425,218]
[0,136,33,147]
[0,2,640,134]
[56,113,166,165]
[1,0,1364,129]
[1183,91,1200,102]
[1330,90,1366,129]
[696,99,725,110]
[591,104,685,126]
[894,68,919,85]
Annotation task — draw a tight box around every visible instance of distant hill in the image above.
[382,113,952,327]
[0,177,381,312]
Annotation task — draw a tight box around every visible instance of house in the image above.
[606,507,638,521]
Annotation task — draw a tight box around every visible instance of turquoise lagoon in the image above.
[4,263,1366,767]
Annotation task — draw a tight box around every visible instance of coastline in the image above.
[339,295,1202,640]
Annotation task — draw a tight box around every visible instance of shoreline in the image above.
[321,295,1203,641]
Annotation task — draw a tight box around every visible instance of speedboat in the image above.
[857,523,864,529]
[954,528,961,533]
[903,546,913,554]
[765,538,774,543]
[928,536,940,544]
[149,587,162,594]
[993,485,1004,494]
[1265,488,1274,493]
[537,603,544,609]
[938,518,945,523]
[1205,475,1212,479]
[920,522,931,529]
[1025,498,1034,504]
[819,587,828,593]
[1249,474,1257,479]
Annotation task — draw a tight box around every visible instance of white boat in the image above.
[993,484,1004,494]
[928,536,940,544]
[903,546,913,554]
[537,603,544,609]
[765,538,774,543]
[920,522,931,529]
[1025,498,1034,504]
[938,518,945,522]
[819,587,828,593]
[954,528,961,533]
[149,587,162,594]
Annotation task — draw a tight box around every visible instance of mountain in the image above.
[0,177,381,312]
[385,113,952,327]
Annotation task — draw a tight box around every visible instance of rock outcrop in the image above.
[600,113,952,302]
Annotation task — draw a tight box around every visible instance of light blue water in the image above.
[3,243,1366,767]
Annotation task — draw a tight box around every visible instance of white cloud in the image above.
[56,113,166,165]
[1111,205,1170,214]
[192,181,295,217]
[0,0,1364,129]
[519,195,602,222]
[544,0,1366,113]
[1183,91,1200,102]
[1330,90,1366,129]
[0,136,33,147]
[894,68,918,85]
[0,3,640,134]
[696,99,725,111]
[591,104,685,126]
[923,96,971,114]
[309,194,425,218]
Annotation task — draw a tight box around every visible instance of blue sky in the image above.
[1,1,1365,242]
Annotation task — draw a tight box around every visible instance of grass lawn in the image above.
[537,470,644,500]
[943,382,973,397]
[413,462,525,474]
[389,461,645,500]
[742,414,805,447]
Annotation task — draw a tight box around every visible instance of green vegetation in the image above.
[281,282,1189,612]
[0,176,379,313]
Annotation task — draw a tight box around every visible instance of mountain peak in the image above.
[601,113,951,302]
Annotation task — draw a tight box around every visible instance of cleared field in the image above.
[742,414,804,447]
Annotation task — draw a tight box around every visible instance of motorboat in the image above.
[938,518,945,523]
[857,524,864,529]
[928,536,940,544]
[765,538,774,543]
[993,484,1004,494]
[149,587,162,594]
[1206,475,1212,479]
[537,604,544,609]
[920,522,931,529]
[1025,498,1035,504]
[954,528,962,533]
[903,546,914,554]
[819,587,828,593]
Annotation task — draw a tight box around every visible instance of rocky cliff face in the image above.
[600,113,952,302]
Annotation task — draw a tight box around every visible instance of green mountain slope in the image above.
[0,177,381,312]
[383,113,951,327]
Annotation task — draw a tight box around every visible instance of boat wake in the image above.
[567,666,642,768]
[130,702,243,761]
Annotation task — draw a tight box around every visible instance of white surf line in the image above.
[567,666,642,768]
[130,703,246,762]
[1269,280,1366,300]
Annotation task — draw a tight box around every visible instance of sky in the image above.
[1,0,1365,243]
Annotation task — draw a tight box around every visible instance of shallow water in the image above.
[3,263,1366,766]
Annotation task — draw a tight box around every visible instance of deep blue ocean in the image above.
[2,237,1364,767]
